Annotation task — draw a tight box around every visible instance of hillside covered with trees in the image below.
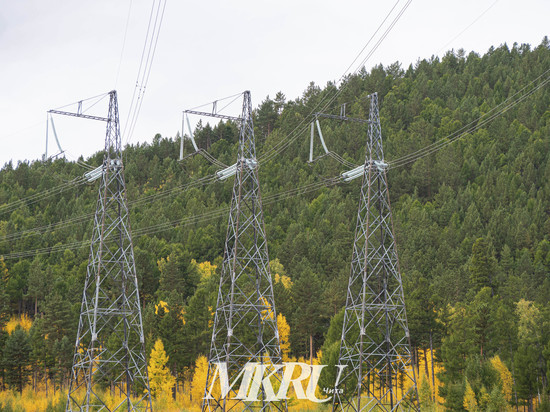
[0,39,549,411]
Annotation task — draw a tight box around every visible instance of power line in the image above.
[1,174,340,260]
[2,1,407,219]
[436,0,500,56]
[7,68,547,257]
[258,0,413,165]
[388,69,550,169]
[0,172,219,245]
[123,0,167,145]
[115,0,134,89]
[3,53,544,228]
[0,176,89,217]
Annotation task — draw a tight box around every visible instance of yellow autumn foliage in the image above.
[157,255,170,273]
[271,258,293,289]
[260,296,275,321]
[274,273,293,290]
[193,259,217,279]
[155,300,169,315]
[490,355,513,403]
[5,314,32,334]
[148,338,175,399]
[190,355,209,410]
[0,387,63,411]
[277,313,291,361]
[464,379,478,411]
[207,306,215,328]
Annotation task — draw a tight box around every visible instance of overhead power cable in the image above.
[436,0,500,55]
[0,172,220,245]
[123,0,167,145]
[0,213,93,245]
[115,0,134,88]
[11,66,546,258]
[0,176,89,217]
[52,92,111,112]
[8,67,546,243]
[257,0,413,165]
[388,69,550,169]
[1,174,340,260]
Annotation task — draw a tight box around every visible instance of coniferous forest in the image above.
[0,39,550,411]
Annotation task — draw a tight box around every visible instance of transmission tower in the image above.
[201,91,286,412]
[65,90,153,411]
[333,93,419,412]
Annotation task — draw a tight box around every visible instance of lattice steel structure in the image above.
[66,90,153,411]
[333,93,419,412]
[202,91,286,412]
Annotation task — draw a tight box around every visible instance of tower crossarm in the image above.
[183,109,241,122]
[314,112,372,124]
[48,109,110,123]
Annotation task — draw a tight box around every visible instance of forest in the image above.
[0,38,549,411]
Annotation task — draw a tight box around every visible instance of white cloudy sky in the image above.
[0,0,548,166]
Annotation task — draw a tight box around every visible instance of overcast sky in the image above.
[0,0,548,167]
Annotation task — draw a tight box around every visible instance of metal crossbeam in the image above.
[48,109,110,122]
[314,112,372,124]
[333,93,419,412]
[184,109,240,122]
[202,91,286,412]
[66,91,153,412]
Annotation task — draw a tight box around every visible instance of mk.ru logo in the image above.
[204,362,347,403]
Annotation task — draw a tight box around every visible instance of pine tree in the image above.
[157,247,200,300]
[182,274,217,367]
[291,264,325,361]
[469,237,496,295]
[148,338,175,399]
[3,328,31,393]
[0,258,10,328]
[419,376,436,411]
[468,287,497,357]
[26,258,51,316]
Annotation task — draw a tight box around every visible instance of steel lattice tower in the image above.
[202,91,286,412]
[333,93,419,412]
[66,91,153,411]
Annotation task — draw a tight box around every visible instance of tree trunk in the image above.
[430,332,436,402]
[172,364,177,400]
[18,365,22,393]
[176,369,179,399]
[423,348,429,381]
[310,334,314,365]
[414,347,420,378]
